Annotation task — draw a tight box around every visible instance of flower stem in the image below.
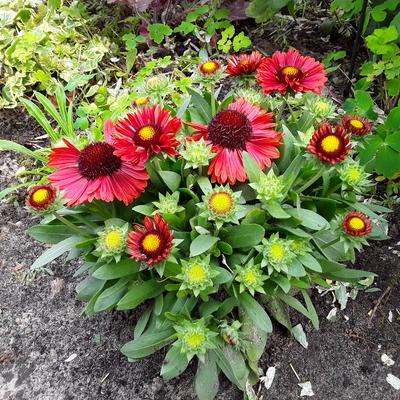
[210,84,216,116]
[295,169,324,194]
[321,237,341,249]
[53,211,91,238]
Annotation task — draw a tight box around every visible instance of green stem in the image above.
[242,249,255,265]
[321,237,341,249]
[210,84,216,116]
[53,212,91,238]
[295,170,324,194]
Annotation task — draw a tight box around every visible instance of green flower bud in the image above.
[337,159,371,192]
[180,138,216,169]
[235,88,265,106]
[96,223,129,262]
[250,169,285,204]
[235,259,268,295]
[153,192,184,216]
[176,255,219,297]
[303,94,337,121]
[174,319,217,361]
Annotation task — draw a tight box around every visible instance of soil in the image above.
[0,6,399,398]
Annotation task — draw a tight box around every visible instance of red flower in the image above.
[48,124,149,206]
[342,211,372,237]
[256,48,327,95]
[226,51,265,76]
[199,60,221,75]
[342,115,372,136]
[113,105,181,162]
[307,124,351,164]
[185,98,283,185]
[127,214,173,266]
[26,184,57,210]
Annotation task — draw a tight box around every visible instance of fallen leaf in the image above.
[381,353,395,366]
[260,366,276,389]
[386,374,400,390]
[65,353,78,363]
[293,324,308,349]
[299,381,315,396]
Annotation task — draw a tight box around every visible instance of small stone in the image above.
[50,278,65,297]
[14,263,26,272]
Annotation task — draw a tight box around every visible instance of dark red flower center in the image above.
[207,110,252,150]
[139,230,166,259]
[78,142,122,180]
[134,124,161,147]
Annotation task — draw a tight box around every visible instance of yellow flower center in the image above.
[270,243,284,260]
[186,333,205,349]
[187,264,207,283]
[315,101,329,112]
[320,135,340,153]
[282,66,299,76]
[240,60,250,66]
[347,168,361,181]
[244,270,258,285]
[135,97,149,105]
[350,119,363,129]
[147,76,160,86]
[202,61,218,73]
[104,230,124,251]
[137,126,157,141]
[208,192,233,215]
[32,188,50,204]
[348,217,365,230]
[142,233,161,252]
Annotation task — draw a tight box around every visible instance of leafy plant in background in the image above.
[2,47,392,399]
[0,0,110,108]
[246,0,296,23]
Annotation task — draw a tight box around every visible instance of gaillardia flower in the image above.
[199,60,221,75]
[342,115,372,136]
[132,96,151,108]
[185,98,283,185]
[48,134,149,206]
[26,184,57,211]
[226,51,265,76]
[127,213,173,266]
[256,48,327,95]
[307,124,351,164]
[113,105,182,162]
[342,211,372,237]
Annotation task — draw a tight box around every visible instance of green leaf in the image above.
[242,208,266,225]
[241,313,268,363]
[298,254,322,272]
[94,277,129,312]
[27,225,79,244]
[278,293,318,329]
[158,171,181,191]
[237,292,272,333]
[262,294,292,331]
[187,88,212,123]
[48,0,62,9]
[117,279,165,310]
[134,305,153,339]
[375,146,400,178]
[270,274,291,293]
[93,259,140,280]
[0,140,47,162]
[220,224,265,248]
[365,26,399,55]
[161,345,190,380]
[286,208,330,230]
[287,259,307,277]
[126,48,137,73]
[232,32,251,52]
[265,201,291,219]
[121,328,175,359]
[354,90,374,111]
[301,289,319,330]
[243,151,262,183]
[76,276,105,301]
[197,176,212,194]
[31,236,83,270]
[190,235,220,257]
[214,344,249,390]
[195,352,219,400]
[148,24,173,44]
[386,132,400,152]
